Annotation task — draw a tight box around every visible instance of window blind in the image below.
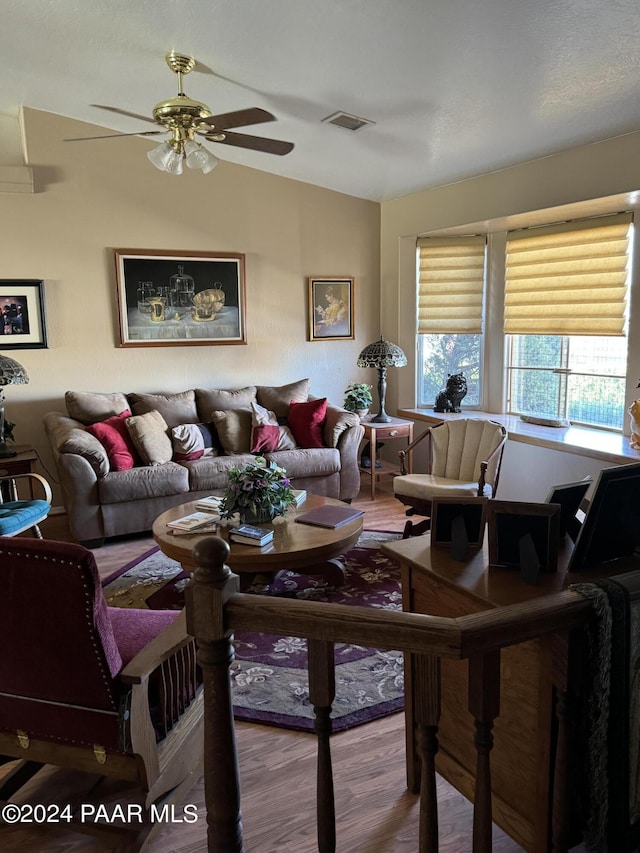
[417,235,486,334]
[504,213,632,336]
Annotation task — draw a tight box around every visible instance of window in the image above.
[417,235,486,407]
[415,212,635,432]
[504,214,633,429]
[507,334,628,429]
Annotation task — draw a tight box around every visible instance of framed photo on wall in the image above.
[114,249,246,347]
[0,280,47,350]
[308,276,354,341]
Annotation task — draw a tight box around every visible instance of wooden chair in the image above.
[0,472,52,537]
[394,418,507,537]
[0,537,204,850]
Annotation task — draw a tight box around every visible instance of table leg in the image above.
[369,427,377,501]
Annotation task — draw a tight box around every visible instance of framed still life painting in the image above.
[114,249,247,347]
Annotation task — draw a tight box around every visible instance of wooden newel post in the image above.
[468,650,501,853]
[414,654,441,853]
[186,536,242,853]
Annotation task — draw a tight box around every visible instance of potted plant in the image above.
[219,456,295,523]
[343,383,373,418]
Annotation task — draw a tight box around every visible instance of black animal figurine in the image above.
[434,372,468,413]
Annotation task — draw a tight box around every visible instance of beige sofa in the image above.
[44,379,364,547]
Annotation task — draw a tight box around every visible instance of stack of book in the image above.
[166,511,220,536]
[229,524,274,547]
[292,489,307,506]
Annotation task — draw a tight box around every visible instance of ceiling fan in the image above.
[65,51,294,174]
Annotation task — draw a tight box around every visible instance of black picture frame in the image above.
[0,280,47,350]
[568,461,640,572]
[545,478,592,542]
[431,496,488,548]
[114,249,246,347]
[487,500,560,583]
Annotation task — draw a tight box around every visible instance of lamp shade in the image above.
[357,336,407,423]
[0,354,29,387]
[357,337,407,369]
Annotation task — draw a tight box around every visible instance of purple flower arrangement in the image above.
[220,456,295,522]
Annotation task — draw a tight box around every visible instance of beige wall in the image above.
[0,108,380,492]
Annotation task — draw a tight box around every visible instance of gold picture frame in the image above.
[114,249,246,347]
[308,277,354,341]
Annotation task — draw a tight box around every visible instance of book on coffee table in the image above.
[295,505,364,529]
[166,511,218,532]
[195,495,223,512]
[229,524,274,547]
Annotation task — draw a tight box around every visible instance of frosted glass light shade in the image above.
[147,141,174,171]
[184,140,219,174]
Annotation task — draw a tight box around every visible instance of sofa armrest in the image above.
[322,402,360,448]
[44,411,106,543]
[319,403,364,501]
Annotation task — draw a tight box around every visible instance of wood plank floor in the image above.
[1,480,530,852]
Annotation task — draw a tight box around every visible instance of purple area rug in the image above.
[103,531,404,732]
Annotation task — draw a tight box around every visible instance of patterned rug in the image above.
[103,531,404,732]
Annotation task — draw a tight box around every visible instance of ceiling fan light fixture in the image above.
[147,140,175,171]
[184,140,219,174]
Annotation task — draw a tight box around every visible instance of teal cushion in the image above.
[0,501,50,536]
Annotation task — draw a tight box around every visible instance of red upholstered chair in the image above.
[0,538,204,850]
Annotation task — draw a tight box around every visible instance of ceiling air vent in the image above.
[322,111,375,132]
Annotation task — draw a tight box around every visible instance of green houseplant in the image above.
[343,383,373,415]
[219,456,295,523]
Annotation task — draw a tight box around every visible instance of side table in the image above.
[359,417,413,500]
[0,445,39,500]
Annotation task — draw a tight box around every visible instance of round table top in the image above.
[152,492,364,574]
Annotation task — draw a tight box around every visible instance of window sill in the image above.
[397,408,639,466]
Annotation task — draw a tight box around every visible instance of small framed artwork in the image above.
[431,496,488,550]
[0,280,47,350]
[487,500,560,584]
[114,249,246,347]
[308,277,354,341]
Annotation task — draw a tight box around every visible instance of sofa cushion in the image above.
[98,463,189,504]
[65,391,129,426]
[127,390,198,428]
[211,409,253,454]
[195,386,257,421]
[288,398,327,448]
[256,379,310,418]
[264,447,340,479]
[126,410,173,465]
[171,422,219,461]
[184,453,257,492]
[86,411,138,471]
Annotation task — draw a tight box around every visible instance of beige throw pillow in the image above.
[211,409,253,454]
[126,410,173,465]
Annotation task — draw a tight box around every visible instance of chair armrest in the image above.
[0,472,52,504]
[398,426,438,475]
[119,610,195,685]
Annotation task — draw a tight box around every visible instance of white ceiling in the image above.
[3,0,640,202]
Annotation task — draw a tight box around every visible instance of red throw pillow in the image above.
[288,398,327,448]
[251,424,280,453]
[86,410,138,471]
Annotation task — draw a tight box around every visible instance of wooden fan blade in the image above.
[198,107,275,131]
[206,130,294,156]
[64,130,165,142]
[91,104,157,125]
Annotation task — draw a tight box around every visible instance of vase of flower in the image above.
[219,456,295,523]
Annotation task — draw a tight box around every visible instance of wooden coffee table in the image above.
[152,493,364,590]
